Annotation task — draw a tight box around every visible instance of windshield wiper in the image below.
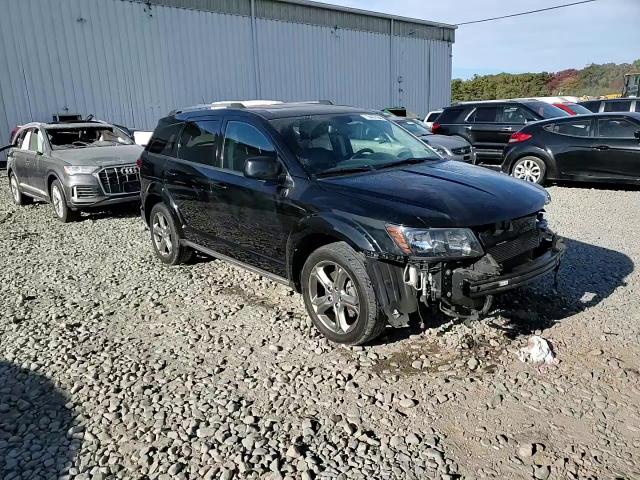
[375,157,430,170]
[315,165,374,178]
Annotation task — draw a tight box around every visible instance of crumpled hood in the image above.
[51,145,143,166]
[320,160,549,228]
[419,134,470,150]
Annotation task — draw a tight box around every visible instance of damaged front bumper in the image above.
[365,231,565,326]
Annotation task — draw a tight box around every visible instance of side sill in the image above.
[182,240,294,288]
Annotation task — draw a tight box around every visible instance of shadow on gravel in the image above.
[77,202,141,222]
[494,237,634,339]
[0,361,77,478]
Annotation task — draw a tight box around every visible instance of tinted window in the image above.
[544,120,592,137]
[501,106,536,124]
[222,121,275,173]
[177,120,219,165]
[563,103,593,115]
[426,112,441,122]
[437,107,465,123]
[597,118,638,138]
[636,101,640,113]
[148,121,182,156]
[469,106,498,123]
[524,102,569,119]
[580,101,601,113]
[604,100,632,112]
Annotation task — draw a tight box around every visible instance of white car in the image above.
[424,110,442,130]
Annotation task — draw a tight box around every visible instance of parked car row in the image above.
[4,101,565,346]
[425,98,640,186]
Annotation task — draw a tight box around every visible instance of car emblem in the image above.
[120,166,138,175]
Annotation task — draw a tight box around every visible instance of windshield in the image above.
[395,119,431,136]
[46,126,134,150]
[270,113,440,176]
[525,102,570,119]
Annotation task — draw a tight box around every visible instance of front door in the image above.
[591,117,640,180]
[545,119,597,177]
[210,117,292,277]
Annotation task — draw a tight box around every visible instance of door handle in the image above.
[464,126,472,130]
[593,145,610,151]
[501,127,513,132]
[210,181,228,190]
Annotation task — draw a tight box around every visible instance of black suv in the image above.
[432,101,569,164]
[579,98,639,114]
[140,102,564,345]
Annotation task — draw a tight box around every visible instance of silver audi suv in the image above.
[3,120,143,222]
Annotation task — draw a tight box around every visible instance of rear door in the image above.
[498,104,538,144]
[7,129,28,180]
[591,116,640,179]
[30,128,48,193]
[544,119,597,177]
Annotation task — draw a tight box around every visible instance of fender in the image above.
[285,212,386,284]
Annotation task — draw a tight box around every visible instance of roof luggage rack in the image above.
[170,99,335,115]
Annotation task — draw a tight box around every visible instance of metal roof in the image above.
[130,0,456,41]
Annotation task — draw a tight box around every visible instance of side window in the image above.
[438,108,464,123]
[597,118,638,138]
[427,112,441,122]
[635,101,640,113]
[604,101,632,113]
[222,121,275,173]
[580,101,601,113]
[148,122,182,156]
[544,120,592,137]
[468,106,498,123]
[20,130,32,150]
[177,120,219,165]
[501,106,536,124]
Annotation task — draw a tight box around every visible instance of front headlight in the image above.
[63,165,99,175]
[431,146,449,156]
[386,225,484,258]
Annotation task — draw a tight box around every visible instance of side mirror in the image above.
[244,156,281,180]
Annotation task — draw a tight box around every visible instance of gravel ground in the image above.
[1,174,639,480]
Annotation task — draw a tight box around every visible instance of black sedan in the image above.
[501,113,640,185]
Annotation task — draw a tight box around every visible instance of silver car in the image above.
[391,117,476,163]
[4,121,142,222]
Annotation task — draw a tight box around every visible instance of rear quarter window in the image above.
[148,120,182,156]
[437,108,465,123]
[579,101,601,113]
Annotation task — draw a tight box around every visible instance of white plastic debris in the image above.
[580,292,597,303]
[518,336,557,365]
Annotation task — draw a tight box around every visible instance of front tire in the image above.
[511,156,546,185]
[149,203,193,265]
[9,172,32,206]
[50,180,78,222]
[301,241,386,345]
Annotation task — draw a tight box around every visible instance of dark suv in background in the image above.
[140,101,564,345]
[579,98,639,114]
[432,100,569,165]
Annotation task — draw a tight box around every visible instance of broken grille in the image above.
[98,165,140,195]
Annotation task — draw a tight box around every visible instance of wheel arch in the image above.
[287,215,378,292]
[506,148,557,180]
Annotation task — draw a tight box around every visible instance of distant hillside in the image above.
[451,59,640,102]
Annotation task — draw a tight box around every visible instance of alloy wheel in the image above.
[52,185,64,218]
[513,159,542,183]
[152,212,173,256]
[308,261,360,334]
[10,176,20,203]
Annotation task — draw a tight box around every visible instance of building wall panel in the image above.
[0,0,452,148]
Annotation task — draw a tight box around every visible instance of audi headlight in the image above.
[63,165,99,175]
[431,146,449,157]
[386,225,484,258]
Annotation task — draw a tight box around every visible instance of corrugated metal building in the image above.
[0,0,455,146]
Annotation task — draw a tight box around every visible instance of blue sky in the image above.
[328,0,640,79]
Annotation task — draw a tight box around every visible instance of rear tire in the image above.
[8,172,32,206]
[149,203,193,265]
[511,156,546,185]
[301,241,386,345]
[50,180,78,222]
